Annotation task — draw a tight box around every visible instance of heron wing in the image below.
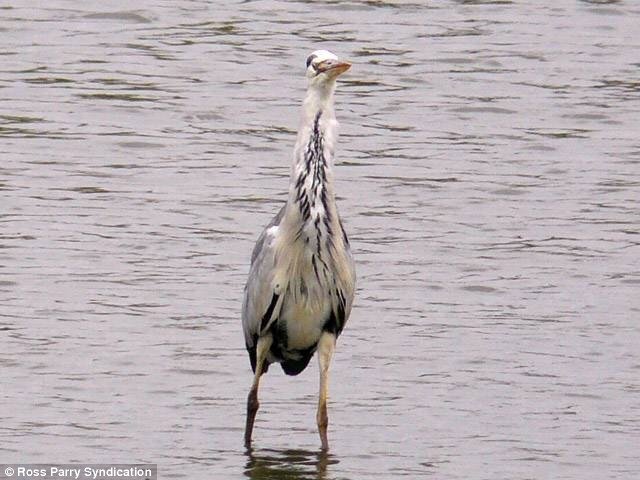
[242,206,286,350]
[330,223,357,335]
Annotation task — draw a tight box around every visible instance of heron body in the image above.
[242,50,356,450]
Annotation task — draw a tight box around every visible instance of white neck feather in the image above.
[279,80,342,252]
[295,81,338,164]
[273,77,350,302]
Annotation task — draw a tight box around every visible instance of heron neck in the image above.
[283,82,340,244]
[300,81,337,126]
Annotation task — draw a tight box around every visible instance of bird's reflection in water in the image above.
[244,447,338,480]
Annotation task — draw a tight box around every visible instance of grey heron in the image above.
[242,50,356,451]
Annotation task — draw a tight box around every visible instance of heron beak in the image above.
[317,59,351,77]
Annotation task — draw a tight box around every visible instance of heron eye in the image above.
[306,54,317,69]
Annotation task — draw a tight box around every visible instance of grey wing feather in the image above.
[336,234,357,333]
[242,206,286,349]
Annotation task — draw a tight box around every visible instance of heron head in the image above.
[305,50,351,83]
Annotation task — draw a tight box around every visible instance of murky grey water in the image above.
[2,1,639,479]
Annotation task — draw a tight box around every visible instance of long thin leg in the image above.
[245,334,272,449]
[316,331,336,451]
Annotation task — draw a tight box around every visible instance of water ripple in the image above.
[2,1,639,479]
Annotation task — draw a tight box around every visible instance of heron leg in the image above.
[245,334,272,449]
[316,331,336,451]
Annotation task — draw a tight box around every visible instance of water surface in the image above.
[1,1,639,479]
